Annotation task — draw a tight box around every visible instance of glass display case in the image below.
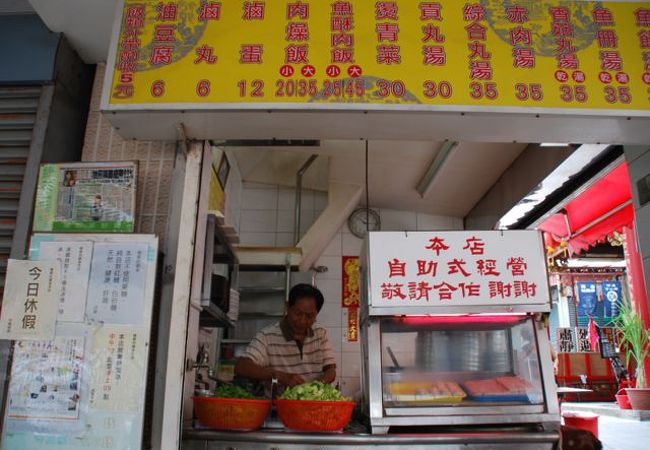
[361,313,559,434]
[380,315,543,409]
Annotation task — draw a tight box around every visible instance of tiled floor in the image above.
[598,415,650,450]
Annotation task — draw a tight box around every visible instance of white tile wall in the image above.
[314,191,328,210]
[322,233,342,256]
[240,210,278,233]
[416,213,457,230]
[381,209,417,230]
[342,232,363,255]
[275,232,294,247]
[315,255,343,280]
[238,183,323,246]
[241,188,278,210]
[276,210,295,233]
[341,352,362,378]
[318,301,343,328]
[340,376,361,398]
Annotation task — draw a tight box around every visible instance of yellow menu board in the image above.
[106,0,650,113]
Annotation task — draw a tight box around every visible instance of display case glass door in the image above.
[379,315,545,410]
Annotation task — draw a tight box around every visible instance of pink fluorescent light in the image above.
[399,314,525,326]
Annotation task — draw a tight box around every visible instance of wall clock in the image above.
[347,208,381,239]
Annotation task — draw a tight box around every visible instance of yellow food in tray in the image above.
[388,381,466,404]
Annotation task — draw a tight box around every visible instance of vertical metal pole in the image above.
[293,155,318,245]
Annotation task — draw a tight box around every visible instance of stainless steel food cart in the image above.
[359,231,560,445]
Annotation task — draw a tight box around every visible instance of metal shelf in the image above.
[200,303,234,328]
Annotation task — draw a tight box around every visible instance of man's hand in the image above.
[276,371,305,387]
[319,365,336,384]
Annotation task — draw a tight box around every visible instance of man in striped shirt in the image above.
[235,284,337,387]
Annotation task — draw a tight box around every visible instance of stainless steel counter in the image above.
[183,428,559,450]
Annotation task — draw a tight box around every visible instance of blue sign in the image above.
[601,281,622,318]
[577,281,598,317]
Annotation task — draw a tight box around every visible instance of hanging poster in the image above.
[576,281,598,316]
[342,256,360,308]
[601,280,622,318]
[85,243,149,325]
[347,307,359,342]
[88,326,146,413]
[6,337,84,421]
[557,328,576,353]
[0,260,60,341]
[33,162,137,233]
[38,242,93,323]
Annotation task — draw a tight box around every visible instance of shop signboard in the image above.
[366,231,550,310]
[104,0,650,115]
[33,162,137,233]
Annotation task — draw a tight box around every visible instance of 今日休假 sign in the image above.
[0,259,60,340]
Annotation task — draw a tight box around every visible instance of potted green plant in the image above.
[614,303,650,410]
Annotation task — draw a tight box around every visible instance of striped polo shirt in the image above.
[242,319,336,381]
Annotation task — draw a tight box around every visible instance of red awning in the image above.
[538,163,633,256]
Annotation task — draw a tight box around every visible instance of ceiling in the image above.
[230,140,527,218]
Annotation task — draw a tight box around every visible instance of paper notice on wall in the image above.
[0,260,60,340]
[88,326,146,413]
[7,337,84,421]
[86,243,149,325]
[39,242,93,323]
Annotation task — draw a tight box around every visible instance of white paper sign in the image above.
[7,337,84,421]
[39,242,93,322]
[88,326,146,413]
[367,231,550,308]
[0,260,60,340]
[86,243,149,325]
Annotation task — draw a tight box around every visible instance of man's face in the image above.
[286,297,318,336]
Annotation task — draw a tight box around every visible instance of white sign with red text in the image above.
[367,231,549,308]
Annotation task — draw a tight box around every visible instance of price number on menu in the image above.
[376,79,406,98]
[559,85,588,103]
[238,80,265,98]
[150,79,213,98]
[603,86,631,104]
[423,80,453,99]
[515,83,543,101]
[469,82,498,100]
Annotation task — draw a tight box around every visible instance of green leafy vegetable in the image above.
[213,383,259,399]
[280,381,351,401]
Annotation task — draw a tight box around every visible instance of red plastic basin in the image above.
[562,412,599,438]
